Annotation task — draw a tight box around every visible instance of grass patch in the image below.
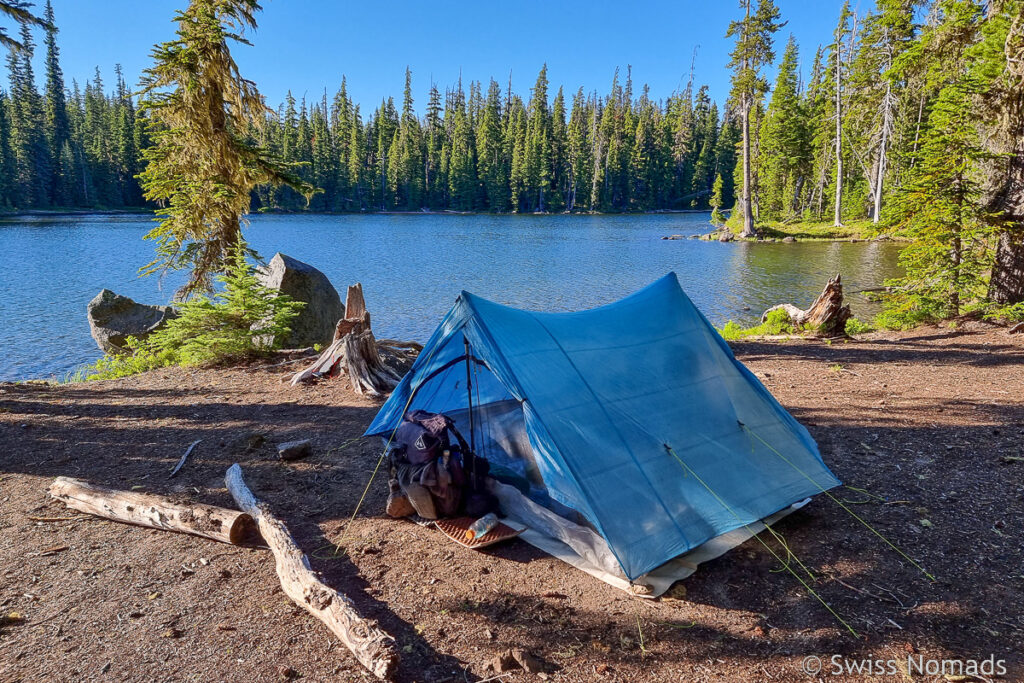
[845,317,874,335]
[718,308,796,340]
[755,219,879,241]
[721,211,889,241]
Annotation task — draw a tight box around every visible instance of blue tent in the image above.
[365,273,840,580]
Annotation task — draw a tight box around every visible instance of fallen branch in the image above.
[36,544,69,557]
[169,439,201,478]
[225,464,399,680]
[48,477,259,546]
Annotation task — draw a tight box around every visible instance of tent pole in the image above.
[463,336,477,489]
[463,336,476,451]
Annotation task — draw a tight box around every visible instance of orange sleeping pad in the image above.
[433,516,525,549]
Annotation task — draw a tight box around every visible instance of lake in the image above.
[0,212,901,381]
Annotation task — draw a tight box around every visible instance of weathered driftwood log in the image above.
[48,477,260,545]
[225,464,399,680]
[761,274,852,337]
[290,283,405,394]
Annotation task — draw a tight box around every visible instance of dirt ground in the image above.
[1,323,1023,682]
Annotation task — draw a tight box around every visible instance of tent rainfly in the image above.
[365,273,841,592]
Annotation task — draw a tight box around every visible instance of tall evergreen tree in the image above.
[757,35,808,219]
[137,0,315,296]
[42,0,70,205]
[727,0,784,236]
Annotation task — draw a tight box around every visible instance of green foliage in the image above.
[874,293,949,330]
[6,6,753,217]
[718,308,795,340]
[88,336,175,380]
[982,301,1024,323]
[879,2,999,328]
[844,316,874,335]
[137,0,317,297]
[709,173,726,225]
[757,35,809,221]
[0,1,48,52]
[85,242,303,379]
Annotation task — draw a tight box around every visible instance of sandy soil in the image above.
[1,323,1022,682]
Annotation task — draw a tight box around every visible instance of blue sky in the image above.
[33,0,864,111]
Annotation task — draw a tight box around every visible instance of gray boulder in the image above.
[87,289,177,355]
[257,253,344,347]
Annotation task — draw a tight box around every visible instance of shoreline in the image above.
[2,209,898,244]
[1,208,718,219]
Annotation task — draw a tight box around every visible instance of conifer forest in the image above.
[1,0,1022,312]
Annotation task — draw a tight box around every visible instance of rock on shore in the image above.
[87,289,177,355]
[257,253,344,347]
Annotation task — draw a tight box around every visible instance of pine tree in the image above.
[884,82,994,322]
[7,22,50,206]
[447,84,476,210]
[714,109,741,210]
[0,1,47,51]
[881,0,995,325]
[848,0,916,223]
[422,84,444,208]
[669,82,696,207]
[392,67,423,209]
[549,86,567,211]
[525,65,552,211]
[727,0,785,236]
[757,35,808,219]
[346,104,364,209]
[830,1,854,227]
[710,173,726,224]
[980,0,1024,304]
[508,99,528,212]
[42,0,70,205]
[476,79,507,211]
[690,90,719,208]
[565,87,592,212]
[0,91,14,207]
[137,0,316,296]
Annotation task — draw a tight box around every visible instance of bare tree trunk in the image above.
[740,0,756,238]
[291,284,403,394]
[225,465,400,680]
[834,34,844,228]
[987,14,1024,304]
[873,76,893,224]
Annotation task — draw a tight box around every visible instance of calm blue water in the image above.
[0,212,900,381]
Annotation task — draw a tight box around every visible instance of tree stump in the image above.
[290,283,405,394]
[761,274,852,337]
